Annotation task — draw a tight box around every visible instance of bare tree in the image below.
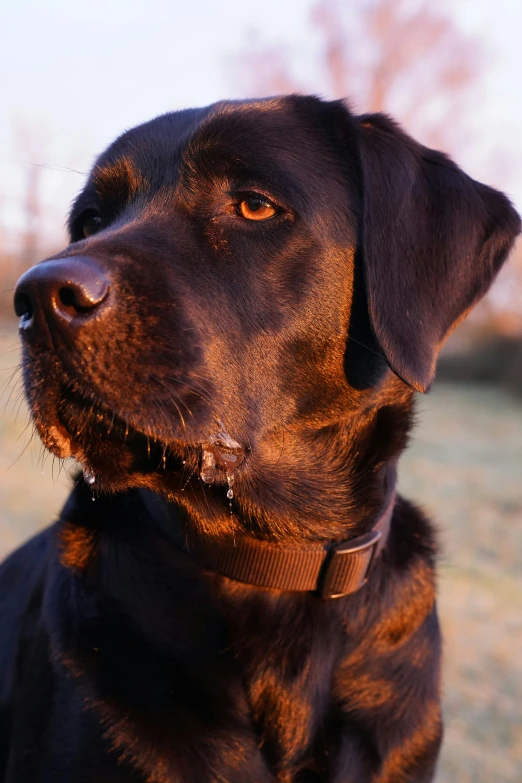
[227,0,483,151]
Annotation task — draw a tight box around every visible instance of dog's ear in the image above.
[356,113,521,392]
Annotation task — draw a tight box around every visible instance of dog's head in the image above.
[14,96,520,503]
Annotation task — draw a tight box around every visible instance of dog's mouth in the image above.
[34,382,181,471]
[29,377,247,493]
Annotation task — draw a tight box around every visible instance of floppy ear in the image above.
[357,113,521,392]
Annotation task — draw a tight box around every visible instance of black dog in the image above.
[1,96,520,782]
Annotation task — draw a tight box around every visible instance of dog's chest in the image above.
[216,591,347,778]
[50,521,440,783]
[72,581,347,781]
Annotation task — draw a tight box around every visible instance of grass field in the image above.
[400,385,522,782]
[0,326,521,781]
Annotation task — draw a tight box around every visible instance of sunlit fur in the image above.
[1,95,520,782]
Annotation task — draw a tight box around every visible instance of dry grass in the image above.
[0,327,521,781]
[400,384,522,782]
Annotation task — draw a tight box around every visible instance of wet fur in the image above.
[1,95,520,782]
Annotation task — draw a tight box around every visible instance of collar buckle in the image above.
[319,529,382,599]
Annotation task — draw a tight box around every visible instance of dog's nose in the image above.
[14,256,110,338]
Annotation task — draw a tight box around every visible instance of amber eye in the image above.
[82,213,103,238]
[237,196,277,221]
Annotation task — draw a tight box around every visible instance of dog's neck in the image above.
[156,377,414,546]
[61,377,414,567]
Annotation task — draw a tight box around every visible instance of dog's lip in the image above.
[36,403,186,479]
[35,389,187,470]
[207,424,247,465]
[199,422,248,484]
[40,421,79,460]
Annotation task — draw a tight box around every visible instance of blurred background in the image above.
[0,0,521,780]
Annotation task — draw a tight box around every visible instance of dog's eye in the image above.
[237,196,277,221]
[82,213,103,238]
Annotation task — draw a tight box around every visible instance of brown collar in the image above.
[190,488,396,599]
[137,475,396,600]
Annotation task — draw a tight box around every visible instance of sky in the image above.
[1,0,522,248]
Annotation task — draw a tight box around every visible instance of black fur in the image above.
[1,95,520,782]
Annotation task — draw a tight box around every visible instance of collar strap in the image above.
[191,490,396,599]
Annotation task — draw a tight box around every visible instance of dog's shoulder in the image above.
[0,525,55,702]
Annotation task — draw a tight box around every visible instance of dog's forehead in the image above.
[90,97,350,197]
[88,106,212,197]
